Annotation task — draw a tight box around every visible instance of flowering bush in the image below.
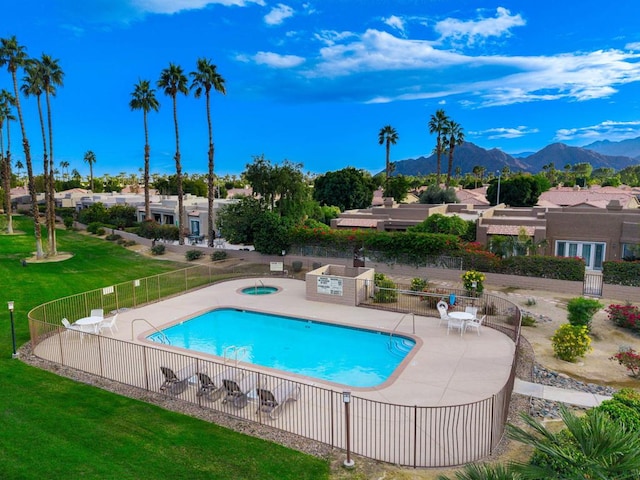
[551,324,592,362]
[410,277,428,292]
[461,270,485,296]
[610,347,640,378]
[607,303,640,333]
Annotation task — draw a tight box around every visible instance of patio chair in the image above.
[62,317,92,341]
[256,381,301,419]
[159,366,192,395]
[90,308,104,319]
[447,316,466,336]
[464,306,478,319]
[437,300,450,326]
[99,314,119,335]
[196,369,235,401]
[465,315,486,335]
[221,373,256,408]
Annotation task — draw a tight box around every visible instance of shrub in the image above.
[312,261,322,270]
[610,347,640,378]
[105,233,122,241]
[551,324,592,362]
[210,250,227,261]
[63,216,74,230]
[595,389,640,432]
[96,227,106,236]
[185,250,204,261]
[291,260,303,273]
[87,222,102,234]
[410,277,428,292]
[122,240,136,247]
[607,303,640,333]
[374,273,397,303]
[150,244,165,256]
[461,270,485,296]
[566,297,603,331]
[521,314,536,327]
[529,428,584,478]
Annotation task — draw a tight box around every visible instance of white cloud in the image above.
[264,3,294,26]
[471,126,539,139]
[133,0,264,14]
[384,15,405,33]
[625,42,640,52]
[253,51,305,68]
[313,30,356,46]
[555,120,640,142]
[435,7,525,45]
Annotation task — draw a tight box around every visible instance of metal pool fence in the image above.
[28,265,522,468]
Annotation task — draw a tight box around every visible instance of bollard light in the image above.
[343,391,355,467]
[8,301,17,358]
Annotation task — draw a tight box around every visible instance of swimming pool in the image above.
[148,308,416,388]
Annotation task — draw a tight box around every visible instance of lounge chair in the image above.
[256,381,301,419]
[437,300,450,326]
[196,369,235,401]
[99,314,119,335]
[221,373,256,408]
[465,315,486,335]
[159,365,195,395]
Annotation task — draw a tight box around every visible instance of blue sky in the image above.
[2,0,640,178]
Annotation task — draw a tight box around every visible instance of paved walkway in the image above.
[513,378,612,408]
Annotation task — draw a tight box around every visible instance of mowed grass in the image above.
[0,216,329,480]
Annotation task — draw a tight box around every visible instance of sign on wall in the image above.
[317,276,343,296]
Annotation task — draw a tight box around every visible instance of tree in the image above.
[59,160,69,180]
[428,109,449,183]
[472,165,485,188]
[129,79,159,221]
[313,167,376,211]
[83,150,96,191]
[443,119,464,187]
[418,184,458,204]
[158,63,188,245]
[486,174,549,207]
[409,213,469,236]
[0,89,15,233]
[215,196,264,245]
[190,57,226,246]
[377,125,398,195]
[384,174,411,203]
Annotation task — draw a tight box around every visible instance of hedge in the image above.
[603,260,640,286]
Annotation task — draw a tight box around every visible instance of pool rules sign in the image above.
[317,276,343,296]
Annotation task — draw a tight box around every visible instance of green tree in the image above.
[190,57,226,246]
[83,150,96,191]
[215,196,264,245]
[437,463,519,480]
[252,210,291,254]
[313,167,376,211]
[472,165,485,188]
[385,174,411,203]
[486,174,549,207]
[0,35,43,258]
[573,162,593,187]
[377,124,398,194]
[409,213,468,236]
[418,184,458,204]
[158,63,188,245]
[442,119,464,187]
[129,79,159,221]
[428,109,449,182]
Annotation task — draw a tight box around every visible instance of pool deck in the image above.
[98,278,515,407]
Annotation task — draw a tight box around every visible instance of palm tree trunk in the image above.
[36,94,53,254]
[11,70,43,258]
[446,146,453,187]
[143,111,150,220]
[435,136,442,183]
[206,90,215,247]
[385,139,390,194]
[172,95,184,245]
[46,92,57,255]
[1,124,13,234]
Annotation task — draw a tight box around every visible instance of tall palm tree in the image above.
[0,35,43,258]
[22,59,55,253]
[83,150,96,191]
[129,79,159,221]
[39,54,64,256]
[158,63,188,245]
[190,58,226,247]
[377,125,398,196]
[428,109,449,184]
[443,119,464,187]
[0,89,15,233]
[59,160,69,180]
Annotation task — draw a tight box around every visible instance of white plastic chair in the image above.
[465,306,478,319]
[90,308,104,319]
[99,314,119,335]
[436,300,449,326]
[447,316,466,336]
[62,318,89,341]
[465,315,486,335]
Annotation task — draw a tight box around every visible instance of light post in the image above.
[343,391,355,468]
[496,170,502,206]
[8,301,17,358]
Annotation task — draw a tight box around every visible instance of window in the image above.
[555,241,606,270]
[622,243,640,260]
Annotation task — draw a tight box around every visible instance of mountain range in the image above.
[392,136,640,176]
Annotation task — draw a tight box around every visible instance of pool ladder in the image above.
[388,313,415,354]
[131,318,171,345]
[223,345,248,365]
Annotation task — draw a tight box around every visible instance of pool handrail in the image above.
[132,318,171,345]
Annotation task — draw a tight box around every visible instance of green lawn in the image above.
[0,217,329,479]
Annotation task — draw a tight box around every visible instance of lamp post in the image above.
[8,301,17,358]
[496,170,502,206]
[343,391,355,468]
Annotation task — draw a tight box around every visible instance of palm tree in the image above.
[377,125,398,196]
[190,58,226,247]
[59,160,69,180]
[39,53,64,256]
[472,165,484,188]
[443,119,464,187]
[507,406,640,479]
[428,109,449,184]
[158,63,188,245]
[437,463,519,480]
[0,89,15,233]
[129,79,159,221]
[0,35,43,258]
[83,150,96,191]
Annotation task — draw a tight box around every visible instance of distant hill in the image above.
[392,141,638,176]
[583,136,640,159]
[522,143,637,171]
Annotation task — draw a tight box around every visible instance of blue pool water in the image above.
[148,308,416,387]
[241,286,278,295]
